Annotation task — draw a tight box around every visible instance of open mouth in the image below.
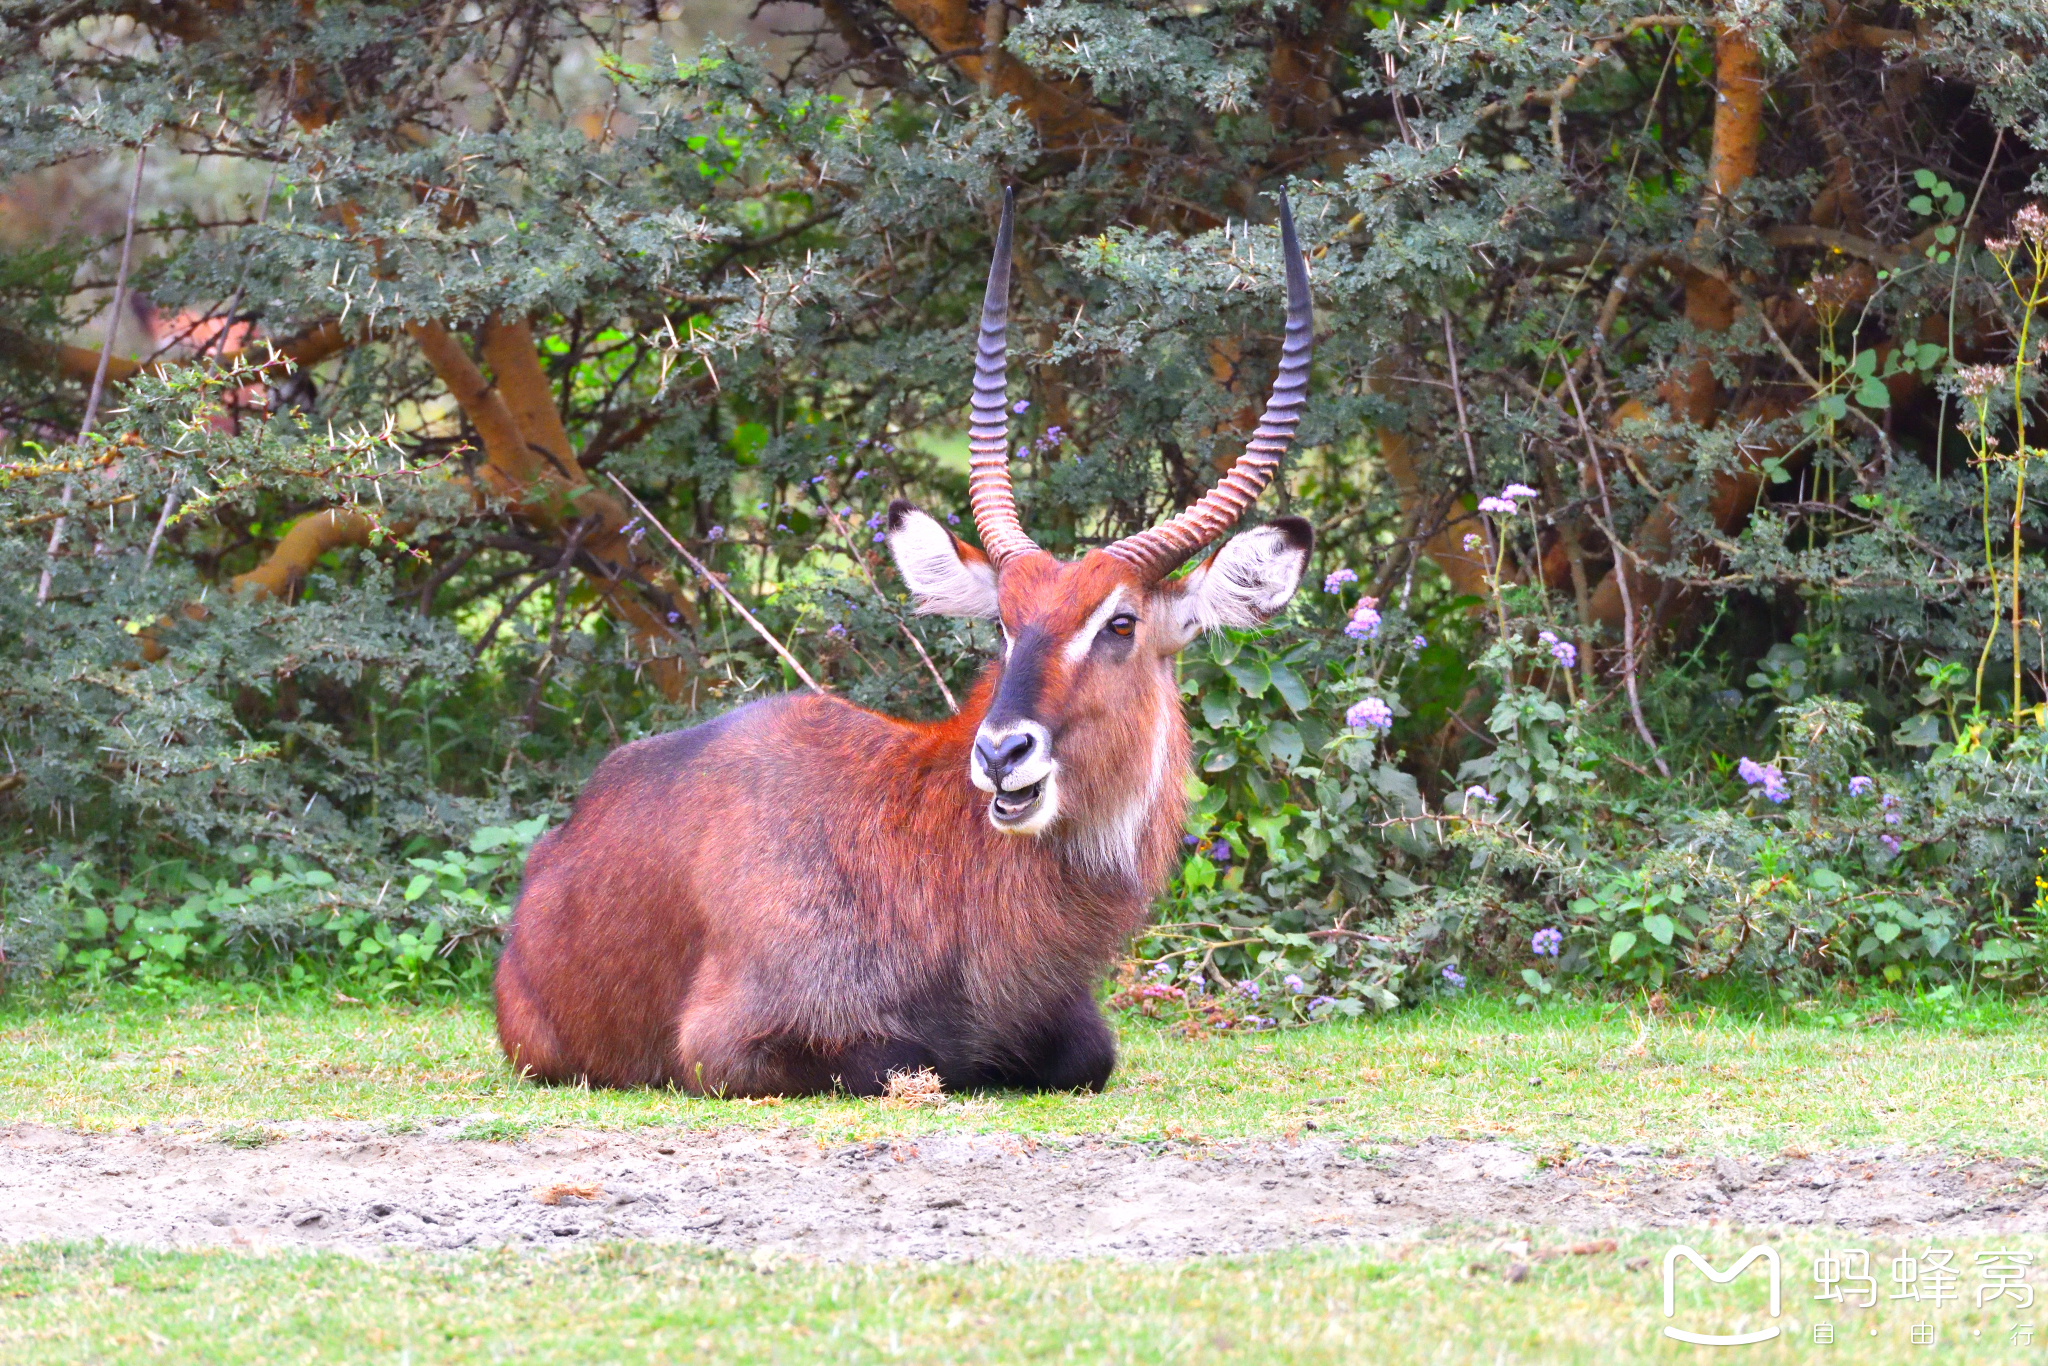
[989,780,1045,825]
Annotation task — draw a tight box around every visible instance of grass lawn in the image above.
[1,984,2043,1154]
[4,1231,2043,1365]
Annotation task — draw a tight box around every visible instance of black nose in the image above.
[975,732,1035,786]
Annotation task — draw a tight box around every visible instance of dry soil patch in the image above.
[3,1122,2042,1261]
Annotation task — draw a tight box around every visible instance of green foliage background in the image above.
[3,0,2048,1015]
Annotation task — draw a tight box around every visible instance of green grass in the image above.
[3,1232,2041,1364]
[4,985,2045,1154]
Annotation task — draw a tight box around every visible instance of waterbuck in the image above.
[495,189,1314,1095]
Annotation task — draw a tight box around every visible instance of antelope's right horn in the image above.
[966,187,1040,568]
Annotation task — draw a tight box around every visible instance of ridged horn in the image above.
[966,186,1039,568]
[1105,192,1313,579]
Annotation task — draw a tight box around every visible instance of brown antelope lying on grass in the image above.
[495,189,1315,1096]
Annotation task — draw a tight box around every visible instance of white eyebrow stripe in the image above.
[1063,587,1128,665]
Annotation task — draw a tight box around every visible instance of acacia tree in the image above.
[2,0,2047,970]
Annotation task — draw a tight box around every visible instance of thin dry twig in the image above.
[40,142,147,603]
[605,473,825,694]
[1562,366,1669,777]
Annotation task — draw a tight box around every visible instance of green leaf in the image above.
[1873,921,1902,944]
[1520,967,1553,996]
[1855,377,1891,409]
[1224,658,1271,697]
[1180,855,1216,892]
[1202,748,1238,773]
[1913,168,1939,189]
[1608,930,1638,964]
[1934,224,1957,245]
[1908,194,1933,215]
[1642,913,1676,946]
[1262,721,1305,767]
[1267,661,1310,713]
[1200,691,1239,728]
[403,874,433,903]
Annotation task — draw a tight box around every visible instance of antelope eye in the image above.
[1106,613,1138,639]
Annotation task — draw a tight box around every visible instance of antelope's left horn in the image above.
[966,186,1040,568]
[1105,192,1313,579]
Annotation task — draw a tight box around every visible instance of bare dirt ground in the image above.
[5,1122,2044,1261]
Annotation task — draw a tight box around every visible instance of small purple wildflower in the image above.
[1464,784,1494,806]
[827,623,846,637]
[1346,697,1394,733]
[1183,833,1201,847]
[707,525,724,541]
[1210,838,1233,864]
[1012,399,1030,414]
[1477,496,1518,514]
[776,523,790,533]
[1849,775,1875,797]
[1236,980,1261,1000]
[1885,811,1901,825]
[1411,633,1428,651]
[1345,604,1382,640]
[1149,961,1175,982]
[809,474,825,484]
[853,469,869,480]
[1737,756,1789,804]
[1881,793,1898,810]
[824,454,838,468]
[946,513,960,525]
[666,611,680,624]
[1324,567,1358,593]
[1462,533,1483,552]
[1538,630,1577,669]
[872,532,884,543]
[1500,483,1538,500]
[1441,966,1467,989]
[755,502,767,511]
[1531,927,1563,957]
[1879,834,1901,855]
[1307,995,1336,1012]
[1284,974,1307,994]
[1186,974,1205,995]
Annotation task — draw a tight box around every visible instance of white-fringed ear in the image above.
[1159,517,1312,650]
[885,500,1000,619]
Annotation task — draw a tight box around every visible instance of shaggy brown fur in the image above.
[494,536,1300,1096]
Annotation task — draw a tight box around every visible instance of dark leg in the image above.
[996,991,1116,1092]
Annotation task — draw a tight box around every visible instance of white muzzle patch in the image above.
[970,719,1058,834]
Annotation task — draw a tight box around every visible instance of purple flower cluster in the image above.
[1346,697,1393,733]
[1344,596,1382,640]
[1236,980,1261,1001]
[1537,629,1577,670]
[1324,566,1358,594]
[1463,784,1494,807]
[1531,927,1563,957]
[1879,834,1901,856]
[1882,793,1901,825]
[1848,775,1874,797]
[1737,756,1789,804]
[1283,974,1307,994]
[1441,965,1467,989]
[1479,483,1540,517]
